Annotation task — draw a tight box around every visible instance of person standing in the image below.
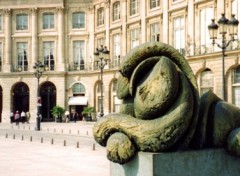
[15,111,20,125]
[26,112,31,124]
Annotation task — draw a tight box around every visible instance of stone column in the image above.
[162,1,169,43]
[31,8,38,72]
[57,7,65,71]
[121,0,127,56]
[3,9,11,72]
[88,6,95,71]
[140,0,146,43]
[105,1,110,47]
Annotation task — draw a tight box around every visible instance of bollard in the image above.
[5,133,8,138]
[92,143,95,151]
[63,140,66,146]
[13,134,15,139]
[62,129,63,133]
[41,137,43,143]
[76,141,79,148]
[29,126,31,130]
[78,130,80,135]
[51,138,54,145]
[21,135,24,141]
[54,128,56,132]
[30,136,32,142]
[86,131,88,135]
[69,129,71,134]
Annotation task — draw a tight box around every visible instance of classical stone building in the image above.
[0,0,239,123]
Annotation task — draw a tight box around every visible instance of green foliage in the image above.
[82,106,95,116]
[51,105,65,118]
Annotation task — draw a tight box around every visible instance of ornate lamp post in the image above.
[93,45,110,117]
[33,60,44,131]
[208,14,239,100]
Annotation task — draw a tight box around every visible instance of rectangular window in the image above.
[113,96,121,113]
[72,12,85,29]
[233,87,240,107]
[150,22,160,42]
[43,13,54,29]
[113,34,121,67]
[0,43,2,70]
[130,28,139,49]
[97,8,104,26]
[173,16,185,55]
[200,8,213,53]
[150,0,160,9]
[73,41,85,70]
[97,38,105,48]
[17,14,28,30]
[113,2,120,21]
[43,42,54,70]
[200,70,213,95]
[17,42,28,71]
[130,0,139,16]
[232,0,240,39]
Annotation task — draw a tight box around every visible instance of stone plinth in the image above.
[110,149,240,176]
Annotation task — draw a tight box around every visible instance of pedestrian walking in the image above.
[10,112,14,123]
[21,111,26,124]
[15,111,20,125]
[65,111,70,123]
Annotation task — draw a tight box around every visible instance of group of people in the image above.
[64,111,85,123]
[10,111,31,125]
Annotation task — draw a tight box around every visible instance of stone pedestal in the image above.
[110,149,240,176]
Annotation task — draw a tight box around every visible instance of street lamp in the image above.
[93,45,110,117]
[33,60,44,131]
[208,13,239,100]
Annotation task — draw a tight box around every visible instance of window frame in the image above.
[150,0,160,9]
[16,13,28,31]
[130,0,139,16]
[42,12,54,30]
[72,11,85,29]
[43,41,55,71]
[113,2,120,21]
[73,40,85,70]
[97,8,104,26]
[17,42,28,71]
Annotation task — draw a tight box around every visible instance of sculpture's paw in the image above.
[106,132,136,164]
[227,128,240,157]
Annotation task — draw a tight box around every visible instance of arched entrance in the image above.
[12,82,29,113]
[40,81,56,122]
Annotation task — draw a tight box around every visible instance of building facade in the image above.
[0,0,239,123]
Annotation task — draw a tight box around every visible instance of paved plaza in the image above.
[0,121,110,176]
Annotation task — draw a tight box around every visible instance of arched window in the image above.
[113,2,120,21]
[200,69,214,95]
[232,66,240,107]
[72,83,85,96]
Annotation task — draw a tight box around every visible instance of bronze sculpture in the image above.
[93,42,240,164]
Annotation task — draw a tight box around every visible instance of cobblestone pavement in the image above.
[0,122,110,176]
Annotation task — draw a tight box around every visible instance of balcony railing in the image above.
[187,39,240,57]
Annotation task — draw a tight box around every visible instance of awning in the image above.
[68,96,88,105]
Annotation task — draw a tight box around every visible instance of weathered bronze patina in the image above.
[93,42,240,164]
